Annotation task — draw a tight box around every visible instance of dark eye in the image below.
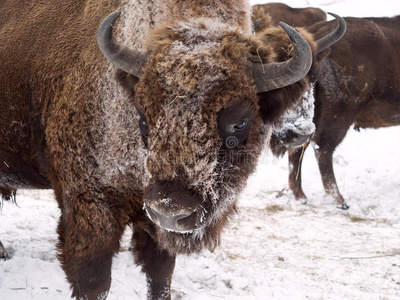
[139,116,149,138]
[234,121,247,130]
[217,103,254,149]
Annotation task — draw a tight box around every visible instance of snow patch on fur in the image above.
[273,84,316,138]
[94,1,154,188]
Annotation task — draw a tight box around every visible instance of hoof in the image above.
[0,250,11,260]
[0,242,11,260]
[301,200,308,205]
[337,203,350,210]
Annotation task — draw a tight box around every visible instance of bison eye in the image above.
[139,116,149,138]
[136,107,149,142]
[234,121,247,131]
[217,103,254,148]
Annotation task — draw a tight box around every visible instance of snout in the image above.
[283,129,314,149]
[144,182,207,233]
[146,205,198,232]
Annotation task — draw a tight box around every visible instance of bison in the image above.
[0,0,340,299]
[263,13,400,208]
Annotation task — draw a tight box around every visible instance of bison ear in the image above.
[257,78,308,124]
[115,69,139,99]
[308,48,331,83]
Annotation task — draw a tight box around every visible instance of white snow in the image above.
[1,1,400,299]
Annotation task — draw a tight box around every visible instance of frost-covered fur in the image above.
[116,0,161,51]
[272,84,316,144]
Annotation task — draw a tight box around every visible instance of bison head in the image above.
[97,11,312,254]
[263,13,347,156]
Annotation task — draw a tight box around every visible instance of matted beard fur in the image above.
[273,84,316,140]
[136,20,269,254]
[150,144,268,254]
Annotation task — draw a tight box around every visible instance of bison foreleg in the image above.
[131,226,176,300]
[57,193,127,300]
[288,144,309,202]
[314,147,347,207]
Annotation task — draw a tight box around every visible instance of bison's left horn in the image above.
[316,13,347,53]
[97,11,148,77]
[253,22,312,93]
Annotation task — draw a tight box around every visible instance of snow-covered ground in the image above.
[1,1,399,299]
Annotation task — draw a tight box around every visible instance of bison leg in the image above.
[131,226,176,300]
[288,144,309,201]
[0,240,11,260]
[56,191,127,300]
[314,147,347,206]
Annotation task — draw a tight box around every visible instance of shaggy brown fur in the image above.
[252,2,326,31]
[160,0,252,32]
[0,0,315,299]
[269,15,400,205]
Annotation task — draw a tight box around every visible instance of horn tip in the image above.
[327,12,339,18]
[279,22,300,44]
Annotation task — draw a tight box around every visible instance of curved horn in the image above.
[253,22,312,93]
[316,13,347,53]
[97,11,148,77]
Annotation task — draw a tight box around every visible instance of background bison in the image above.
[261,10,400,207]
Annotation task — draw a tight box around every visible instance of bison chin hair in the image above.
[153,205,236,255]
[153,187,238,255]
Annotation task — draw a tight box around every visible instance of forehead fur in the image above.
[139,19,276,111]
[257,26,317,62]
[158,0,252,33]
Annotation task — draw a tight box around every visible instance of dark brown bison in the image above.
[0,0,342,298]
[267,15,400,208]
[252,2,326,31]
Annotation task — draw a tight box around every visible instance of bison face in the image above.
[270,84,316,155]
[134,30,266,253]
[256,13,347,157]
[97,12,312,254]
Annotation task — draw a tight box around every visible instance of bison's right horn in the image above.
[97,11,148,77]
[253,22,312,93]
[316,13,347,53]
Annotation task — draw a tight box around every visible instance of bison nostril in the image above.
[145,204,199,232]
[287,130,299,141]
[176,211,197,231]
[283,130,314,149]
